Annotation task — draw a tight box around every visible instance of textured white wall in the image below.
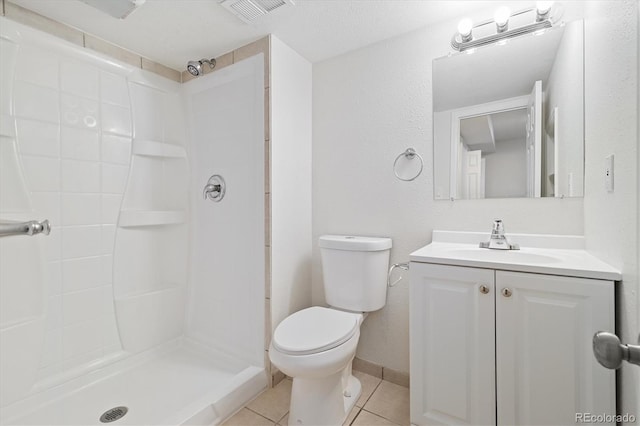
[270,36,313,332]
[312,9,585,373]
[583,0,639,417]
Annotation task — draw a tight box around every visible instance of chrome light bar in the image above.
[451,7,557,52]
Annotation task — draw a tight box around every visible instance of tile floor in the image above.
[222,371,409,426]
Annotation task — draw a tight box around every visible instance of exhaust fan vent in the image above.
[258,0,288,12]
[79,0,146,19]
[219,0,294,23]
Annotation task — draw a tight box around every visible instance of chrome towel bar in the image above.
[0,219,51,238]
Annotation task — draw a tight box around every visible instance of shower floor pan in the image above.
[2,339,267,425]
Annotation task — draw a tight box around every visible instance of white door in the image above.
[552,107,559,196]
[410,263,495,425]
[526,80,542,197]
[462,150,483,199]
[481,158,486,199]
[495,271,615,426]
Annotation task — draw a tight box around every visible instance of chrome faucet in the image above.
[479,219,519,250]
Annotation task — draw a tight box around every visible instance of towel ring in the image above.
[388,262,410,287]
[393,148,423,181]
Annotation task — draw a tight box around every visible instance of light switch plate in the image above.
[605,154,614,192]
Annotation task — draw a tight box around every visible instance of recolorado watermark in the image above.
[576,413,636,423]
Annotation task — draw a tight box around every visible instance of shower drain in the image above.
[99,406,128,423]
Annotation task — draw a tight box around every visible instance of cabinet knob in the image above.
[479,285,490,294]
[501,288,512,297]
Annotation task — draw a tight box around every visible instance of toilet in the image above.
[269,235,392,425]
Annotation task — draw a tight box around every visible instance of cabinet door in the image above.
[410,263,496,425]
[495,271,615,425]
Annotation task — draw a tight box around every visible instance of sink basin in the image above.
[409,231,622,281]
[443,248,561,264]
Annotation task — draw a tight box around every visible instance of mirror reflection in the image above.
[433,21,584,200]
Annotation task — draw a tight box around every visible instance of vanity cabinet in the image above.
[410,262,615,426]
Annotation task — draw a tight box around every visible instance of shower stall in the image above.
[0,17,266,425]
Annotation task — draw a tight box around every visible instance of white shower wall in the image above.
[112,74,188,355]
[0,20,133,387]
[183,55,265,367]
[0,18,270,423]
[0,18,188,405]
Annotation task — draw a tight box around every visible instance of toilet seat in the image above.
[273,307,360,356]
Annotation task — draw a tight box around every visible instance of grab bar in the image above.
[0,219,51,238]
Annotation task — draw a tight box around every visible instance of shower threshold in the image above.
[1,339,267,425]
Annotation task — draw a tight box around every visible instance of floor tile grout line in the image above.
[245,406,283,424]
[360,379,409,426]
[358,377,383,410]
[346,406,362,426]
[360,408,403,426]
[275,410,289,425]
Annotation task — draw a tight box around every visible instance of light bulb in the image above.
[536,1,554,13]
[457,18,473,42]
[536,1,554,22]
[494,6,510,32]
[494,7,510,26]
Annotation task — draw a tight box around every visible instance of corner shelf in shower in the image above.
[132,140,186,158]
[118,210,186,228]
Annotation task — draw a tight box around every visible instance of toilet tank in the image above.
[319,235,392,312]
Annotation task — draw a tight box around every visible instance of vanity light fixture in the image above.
[452,2,560,52]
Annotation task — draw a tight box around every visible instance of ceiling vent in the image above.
[79,0,146,19]
[219,0,295,23]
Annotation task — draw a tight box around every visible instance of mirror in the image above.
[433,21,584,200]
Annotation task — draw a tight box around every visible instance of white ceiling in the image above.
[9,0,522,71]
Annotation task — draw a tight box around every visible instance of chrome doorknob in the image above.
[593,331,640,369]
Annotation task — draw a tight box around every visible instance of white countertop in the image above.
[410,231,622,281]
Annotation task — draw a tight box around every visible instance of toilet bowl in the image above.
[269,235,392,426]
[269,307,364,425]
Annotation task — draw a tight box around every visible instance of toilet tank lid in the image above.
[319,235,392,251]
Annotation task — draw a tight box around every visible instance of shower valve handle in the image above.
[203,184,221,199]
[203,175,226,202]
